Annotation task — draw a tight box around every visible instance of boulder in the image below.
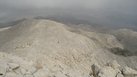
[116,73,124,77]
[122,66,137,76]
[91,64,101,77]
[98,66,117,77]
[108,60,121,69]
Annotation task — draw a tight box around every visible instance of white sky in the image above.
[0,0,137,26]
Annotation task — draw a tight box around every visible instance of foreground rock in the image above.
[122,66,137,77]
[91,60,137,77]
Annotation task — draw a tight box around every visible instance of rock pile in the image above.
[90,60,137,77]
[0,51,40,77]
[1,50,137,77]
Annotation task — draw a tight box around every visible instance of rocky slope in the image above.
[111,29,137,55]
[0,19,137,77]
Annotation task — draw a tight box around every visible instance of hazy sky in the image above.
[0,0,137,26]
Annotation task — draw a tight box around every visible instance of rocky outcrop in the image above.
[1,51,137,77]
[90,60,137,77]
[0,52,36,77]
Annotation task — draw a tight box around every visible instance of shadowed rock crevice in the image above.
[109,47,137,57]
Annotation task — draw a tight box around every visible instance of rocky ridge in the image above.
[0,19,137,77]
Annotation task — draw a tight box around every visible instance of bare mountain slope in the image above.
[0,19,103,77]
[111,29,137,56]
[0,19,137,77]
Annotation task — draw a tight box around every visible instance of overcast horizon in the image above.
[0,0,137,27]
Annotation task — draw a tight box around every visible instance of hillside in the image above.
[111,29,137,56]
[0,19,137,77]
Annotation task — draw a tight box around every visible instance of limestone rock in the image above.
[0,19,137,77]
[20,68,26,75]
[20,67,37,76]
[5,72,22,77]
[98,66,117,77]
[8,63,20,70]
[116,73,124,77]
[24,74,34,77]
[108,60,121,69]
[91,64,100,77]
[122,66,137,76]
[55,72,67,77]
[0,62,7,77]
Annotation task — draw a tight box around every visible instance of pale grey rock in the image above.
[91,64,100,77]
[20,68,26,75]
[90,75,94,77]
[122,66,137,75]
[20,67,37,75]
[26,67,37,74]
[0,19,137,77]
[79,30,123,49]
[5,72,22,77]
[34,69,48,77]
[116,73,124,77]
[107,60,122,75]
[83,74,94,77]
[8,62,20,70]
[108,60,121,69]
[55,72,67,77]
[98,66,117,77]
[0,62,7,76]
[24,74,34,77]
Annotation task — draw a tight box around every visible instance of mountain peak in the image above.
[0,18,137,77]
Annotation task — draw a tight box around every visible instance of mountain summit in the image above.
[0,19,137,77]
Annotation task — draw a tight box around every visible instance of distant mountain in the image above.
[0,18,26,28]
[34,16,93,25]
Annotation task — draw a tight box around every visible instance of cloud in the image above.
[0,0,107,9]
[0,0,137,26]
